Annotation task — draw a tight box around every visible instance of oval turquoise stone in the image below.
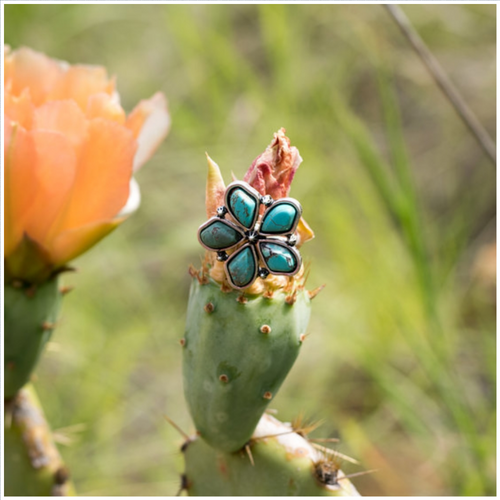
[228,188,257,229]
[227,246,256,288]
[200,220,243,250]
[261,203,297,234]
[260,242,297,273]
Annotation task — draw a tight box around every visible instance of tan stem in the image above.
[5,384,76,496]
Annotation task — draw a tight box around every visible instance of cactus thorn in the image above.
[312,443,360,465]
[219,374,229,383]
[263,391,273,400]
[260,325,271,334]
[309,437,340,443]
[263,290,274,299]
[179,338,186,347]
[251,429,299,442]
[285,292,297,305]
[204,302,215,313]
[59,286,74,295]
[292,412,324,436]
[338,469,379,481]
[244,443,255,466]
[42,321,56,331]
[163,415,191,441]
[308,284,325,300]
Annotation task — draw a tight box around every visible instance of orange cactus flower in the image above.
[4,46,170,284]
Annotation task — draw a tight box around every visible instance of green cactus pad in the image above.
[4,278,62,399]
[182,414,360,496]
[183,277,311,452]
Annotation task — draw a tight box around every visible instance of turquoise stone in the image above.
[228,188,257,229]
[227,246,256,288]
[261,203,297,234]
[259,242,297,273]
[200,220,243,250]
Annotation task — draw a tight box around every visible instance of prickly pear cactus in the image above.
[183,277,311,452]
[181,413,360,496]
[5,278,62,399]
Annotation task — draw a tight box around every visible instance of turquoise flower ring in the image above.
[224,181,261,229]
[225,244,259,289]
[257,239,301,276]
[260,198,302,236]
[197,180,304,290]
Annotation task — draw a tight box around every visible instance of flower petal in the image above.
[5,47,65,105]
[5,89,34,129]
[60,118,136,231]
[48,65,115,111]
[205,153,226,219]
[117,177,141,218]
[244,128,302,199]
[126,92,170,171]
[4,119,38,256]
[86,92,126,124]
[50,219,123,267]
[296,217,315,247]
[33,99,88,150]
[24,130,77,245]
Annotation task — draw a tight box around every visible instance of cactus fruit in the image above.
[5,384,75,496]
[181,413,360,496]
[183,276,311,452]
[5,277,62,399]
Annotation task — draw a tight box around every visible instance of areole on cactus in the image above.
[183,130,322,456]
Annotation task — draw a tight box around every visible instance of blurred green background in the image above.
[5,3,496,496]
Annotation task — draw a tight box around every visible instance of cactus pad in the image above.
[183,277,311,452]
[182,413,360,496]
[5,278,62,399]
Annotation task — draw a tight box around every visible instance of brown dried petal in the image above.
[244,128,302,199]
